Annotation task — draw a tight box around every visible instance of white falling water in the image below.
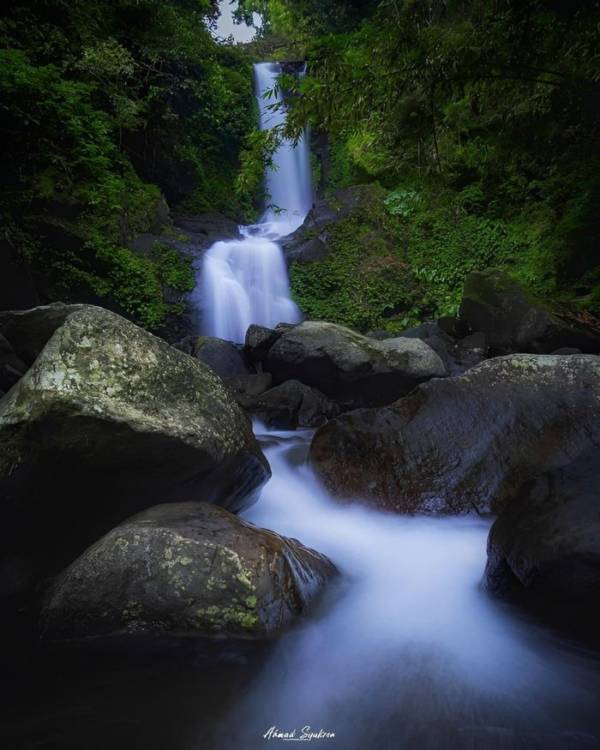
[197,62,313,343]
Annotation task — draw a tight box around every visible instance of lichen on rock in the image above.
[41,502,337,641]
[0,304,270,597]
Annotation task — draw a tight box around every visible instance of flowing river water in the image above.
[214,428,600,749]
[5,427,600,749]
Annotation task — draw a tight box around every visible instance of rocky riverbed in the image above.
[1,269,600,748]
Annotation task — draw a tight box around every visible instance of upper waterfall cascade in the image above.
[196,62,312,344]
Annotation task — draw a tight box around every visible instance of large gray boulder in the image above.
[0,305,270,593]
[175,335,251,380]
[372,318,488,376]
[265,321,446,408]
[460,270,600,354]
[310,355,600,514]
[484,448,600,635]
[244,324,284,363]
[226,373,273,407]
[41,502,337,641]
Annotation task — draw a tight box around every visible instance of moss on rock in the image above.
[41,502,337,641]
[0,304,270,596]
[289,185,427,333]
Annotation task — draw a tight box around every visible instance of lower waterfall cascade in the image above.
[195,61,312,343]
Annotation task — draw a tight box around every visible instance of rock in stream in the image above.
[41,502,337,641]
[310,354,600,514]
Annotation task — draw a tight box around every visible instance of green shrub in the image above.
[290,188,427,332]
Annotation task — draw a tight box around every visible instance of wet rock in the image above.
[192,336,250,379]
[310,354,600,514]
[41,502,337,641]
[459,331,487,351]
[390,321,487,376]
[396,321,440,340]
[247,380,340,429]
[172,334,197,356]
[244,324,283,363]
[265,320,446,408]
[0,305,269,593]
[274,322,297,334]
[365,330,395,341]
[173,213,241,243]
[279,185,387,266]
[459,269,600,354]
[484,448,600,635]
[437,315,469,339]
[226,373,273,407]
[419,332,486,377]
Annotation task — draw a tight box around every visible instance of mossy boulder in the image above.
[484,448,600,637]
[41,502,337,641]
[310,354,600,514]
[460,269,600,354]
[0,304,270,594]
[265,320,446,408]
[244,324,285,363]
[284,186,425,334]
[225,373,273,407]
[280,185,374,266]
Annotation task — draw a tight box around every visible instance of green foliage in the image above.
[150,244,195,294]
[384,188,421,219]
[94,242,167,331]
[405,195,526,316]
[0,0,257,329]
[281,0,600,322]
[255,0,378,39]
[290,187,427,332]
[236,127,280,217]
[324,137,368,195]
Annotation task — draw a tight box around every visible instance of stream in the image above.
[214,427,600,749]
[4,427,600,749]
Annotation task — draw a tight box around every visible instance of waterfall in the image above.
[255,62,314,234]
[196,62,312,343]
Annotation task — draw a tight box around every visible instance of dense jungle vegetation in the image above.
[251,0,600,330]
[1,0,599,333]
[0,0,258,328]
